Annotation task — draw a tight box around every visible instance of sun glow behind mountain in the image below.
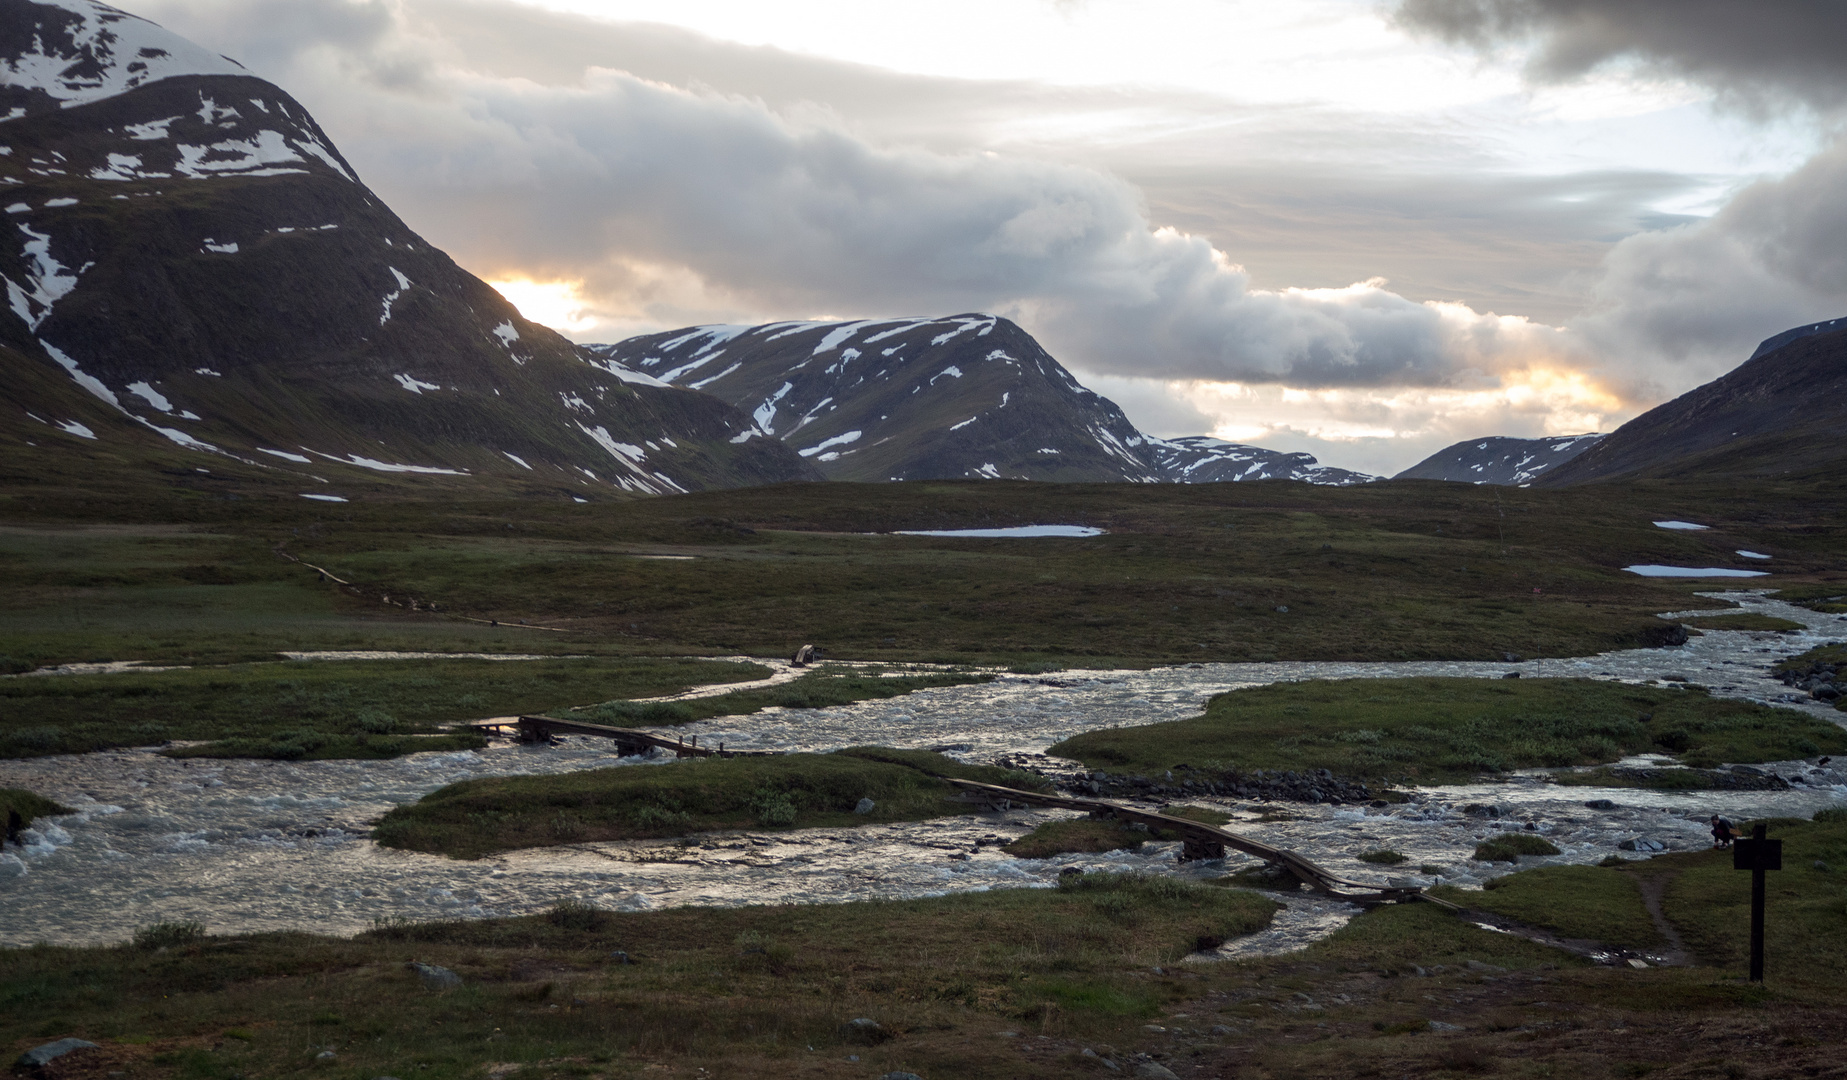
[487,279,601,335]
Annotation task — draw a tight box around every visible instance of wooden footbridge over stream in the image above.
[466,715,1447,909]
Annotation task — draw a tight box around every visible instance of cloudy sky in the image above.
[136,0,1847,474]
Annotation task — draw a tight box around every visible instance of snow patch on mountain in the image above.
[0,0,245,110]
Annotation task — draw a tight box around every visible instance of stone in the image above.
[1814,860,1831,872]
[839,1018,891,1044]
[315,1051,337,1062]
[1585,799,1617,810]
[854,797,876,815]
[17,1039,100,1068]
[608,950,633,963]
[1209,1025,1234,1035]
[1428,1021,1465,1032]
[879,1073,924,1080]
[1142,1024,1167,1033]
[409,961,461,989]
[1133,1064,1181,1080]
[1627,959,1649,969]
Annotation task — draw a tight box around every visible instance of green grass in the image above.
[1358,849,1408,865]
[1002,818,1147,858]
[1472,833,1562,862]
[1551,765,1751,790]
[1300,899,1581,973]
[1048,677,1847,785]
[372,747,1050,858]
[0,786,70,830]
[1660,816,1847,974]
[556,666,992,727]
[0,873,1276,1079]
[1772,584,1847,615]
[8,474,1843,673]
[1434,865,1662,948]
[0,656,764,759]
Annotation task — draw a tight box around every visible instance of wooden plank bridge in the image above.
[465,715,777,758]
[465,716,1445,908]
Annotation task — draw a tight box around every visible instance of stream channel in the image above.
[3,591,1844,953]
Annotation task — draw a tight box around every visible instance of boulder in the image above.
[17,1039,100,1068]
[879,1074,925,1080]
[1133,1064,1181,1080]
[839,1018,891,1044]
[1584,799,1618,810]
[409,961,461,989]
[854,798,877,815]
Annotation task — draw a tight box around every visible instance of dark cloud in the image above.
[1577,136,1847,393]
[1394,0,1847,111]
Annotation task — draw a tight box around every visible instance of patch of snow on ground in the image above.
[55,419,95,438]
[393,374,439,394]
[173,131,307,178]
[201,239,237,253]
[502,452,532,470]
[39,340,115,407]
[1654,521,1709,531]
[1736,551,1772,560]
[127,381,172,412]
[6,223,82,329]
[300,494,347,502]
[493,321,519,345]
[797,430,863,457]
[378,267,411,324]
[257,448,312,463]
[949,416,978,431]
[1624,565,1769,578]
[193,367,221,376]
[42,197,76,207]
[896,525,1103,538]
[752,382,793,433]
[812,320,877,355]
[310,451,466,475]
[930,365,964,383]
[687,362,740,390]
[125,116,181,140]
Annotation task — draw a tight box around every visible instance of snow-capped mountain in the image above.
[1148,436,1376,486]
[584,316,1376,485]
[585,315,1168,482]
[1394,434,1604,486]
[0,0,815,497]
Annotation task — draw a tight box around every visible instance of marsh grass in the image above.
[1002,818,1146,858]
[0,874,1274,1080]
[0,786,70,830]
[560,668,992,728]
[1434,865,1662,948]
[1472,834,1562,862]
[1048,677,1847,784]
[373,747,1047,858]
[0,657,763,759]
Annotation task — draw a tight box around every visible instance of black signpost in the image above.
[1732,823,1782,982]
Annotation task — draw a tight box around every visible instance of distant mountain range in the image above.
[584,317,1375,485]
[1394,433,1603,486]
[0,0,816,499]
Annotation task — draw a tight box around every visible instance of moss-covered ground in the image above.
[0,657,766,760]
[0,786,69,831]
[1681,613,1807,632]
[553,667,991,728]
[372,748,1047,859]
[1050,677,1847,785]
[9,819,1847,1080]
[4,474,1842,674]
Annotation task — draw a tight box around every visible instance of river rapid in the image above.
[3,591,1843,950]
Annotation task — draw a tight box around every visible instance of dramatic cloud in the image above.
[138,0,1586,399]
[1393,0,1847,112]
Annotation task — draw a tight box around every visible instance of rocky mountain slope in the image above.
[1394,433,1603,486]
[0,0,815,499]
[1538,319,1847,486]
[584,316,1375,485]
[1146,436,1374,485]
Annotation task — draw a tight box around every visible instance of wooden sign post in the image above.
[1732,823,1782,982]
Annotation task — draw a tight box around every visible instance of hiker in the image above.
[1710,814,1736,848]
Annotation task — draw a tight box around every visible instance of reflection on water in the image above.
[3,591,1842,950]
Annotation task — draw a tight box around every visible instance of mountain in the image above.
[1393,433,1603,486]
[583,316,1377,485]
[0,0,816,499]
[1148,436,1375,486]
[1537,320,1847,486]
